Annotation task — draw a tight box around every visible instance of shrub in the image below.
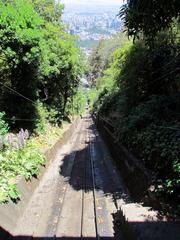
[35,102,49,134]
[0,137,45,202]
[66,88,86,116]
[93,28,180,215]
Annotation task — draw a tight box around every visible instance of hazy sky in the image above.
[60,0,124,5]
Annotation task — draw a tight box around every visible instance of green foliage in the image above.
[78,39,99,49]
[0,177,20,202]
[39,22,84,117]
[0,0,43,130]
[0,112,9,136]
[120,0,180,44]
[115,96,180,211]
[0,0,85,204]
[0,0,85,131]
[97,31,130,70]
[88,40,104,85]
[0,137,45,202]
[107,36,180,113]
[32,0,64,23]
[88,31,129,85]
[35,102,49,134]
[93,27,180,215]
[88,88,99,110]
[90,42,132,113]
[66,88,86,116]
[73,89,86,115]
[35,101,61,134]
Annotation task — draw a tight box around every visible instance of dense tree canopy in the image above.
[0,0,43,129]
[120,0,180,44]
[88,32,128,86]
[89,2,180,216]
[32,0,64,23]
[0,0,84,130]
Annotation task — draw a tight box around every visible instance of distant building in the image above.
[70,29,75,35]
[62,11,123,49]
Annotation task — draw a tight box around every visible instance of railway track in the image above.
[44,115,109,239]
[3,114,180,240]
[12,114,126,239]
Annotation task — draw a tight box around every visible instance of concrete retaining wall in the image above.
[95,116,180,240]
[96,117,152,201]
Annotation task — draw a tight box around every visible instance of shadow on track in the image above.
[59,115,129,202]
[1,116,179,240]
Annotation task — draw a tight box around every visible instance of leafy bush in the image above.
[35,102,49,134]
[0,137,45,202]
[115,96,180,201]
[73,89,86,115]
[88,31,129,85]
[93,28,180,215]
[66,88,86,116]
[88,88,99,110]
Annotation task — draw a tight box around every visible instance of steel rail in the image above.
[80,121,88,239]
[53,129,84,240]
[88,117,100,240]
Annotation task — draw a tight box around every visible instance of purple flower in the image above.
[17,131,25,148]
[7,133,14,146]
[0,136,3,150]
[24,129,29,139]
[17,138,24,149]
[15,128,30,149]
[20,128,25,137]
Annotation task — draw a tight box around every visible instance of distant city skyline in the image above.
[61,0,124,52]
[60,0,125,6]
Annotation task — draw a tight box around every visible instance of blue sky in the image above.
[60,0,124,5]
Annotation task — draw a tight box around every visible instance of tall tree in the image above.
[120,0,180,44]
[32,0,64,23]
[0,0,43,129]
[88,40,104,85]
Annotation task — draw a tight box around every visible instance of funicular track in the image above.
[52,116,103,239]
[9,114,126,240]
[52,116,101,240]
